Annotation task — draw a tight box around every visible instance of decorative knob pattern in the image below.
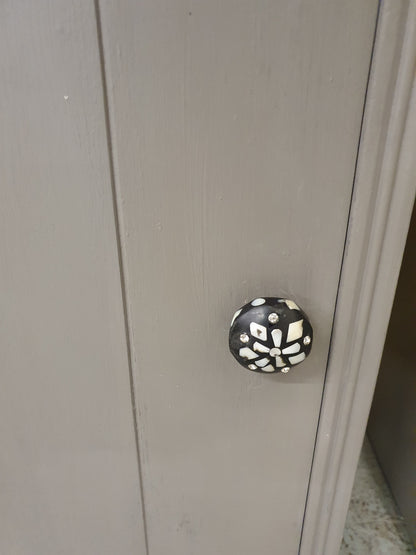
[229,297,313,373]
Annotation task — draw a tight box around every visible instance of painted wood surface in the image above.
[0,2,146,553]
[300,1,416,552]
[98,2,378,553]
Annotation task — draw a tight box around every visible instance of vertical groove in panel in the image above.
[0,1,146,552]
[96,2,379,553]
[299,0,416,551]
[93,1,149,552]
[298,2,381,552]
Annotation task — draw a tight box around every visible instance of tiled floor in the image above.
[340,437,414,554]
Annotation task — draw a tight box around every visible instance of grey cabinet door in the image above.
[0,1,382,554]
[97,1,379,554]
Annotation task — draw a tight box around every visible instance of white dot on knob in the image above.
[251,298,266,306]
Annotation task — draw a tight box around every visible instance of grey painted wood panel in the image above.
[0,2,146,553]
[98,1,378,553]
[300,2,416,550]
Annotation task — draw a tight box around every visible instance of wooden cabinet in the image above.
[97,3,376,554]
[1,1,414,554]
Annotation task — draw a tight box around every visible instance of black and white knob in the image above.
[229,297,313,373]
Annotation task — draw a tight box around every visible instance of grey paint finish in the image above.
[300,1,416,551]
[368,202,416,544]
[0,2,145,553]
[98,2,378,553]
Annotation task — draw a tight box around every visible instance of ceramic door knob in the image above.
[229,297,313,373]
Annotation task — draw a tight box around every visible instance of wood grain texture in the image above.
[0,2,146,553]
[98,1,378,553]
[300,1,416,552]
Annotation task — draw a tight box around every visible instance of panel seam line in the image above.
[297,1,382,553]
[93,2,150,553]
